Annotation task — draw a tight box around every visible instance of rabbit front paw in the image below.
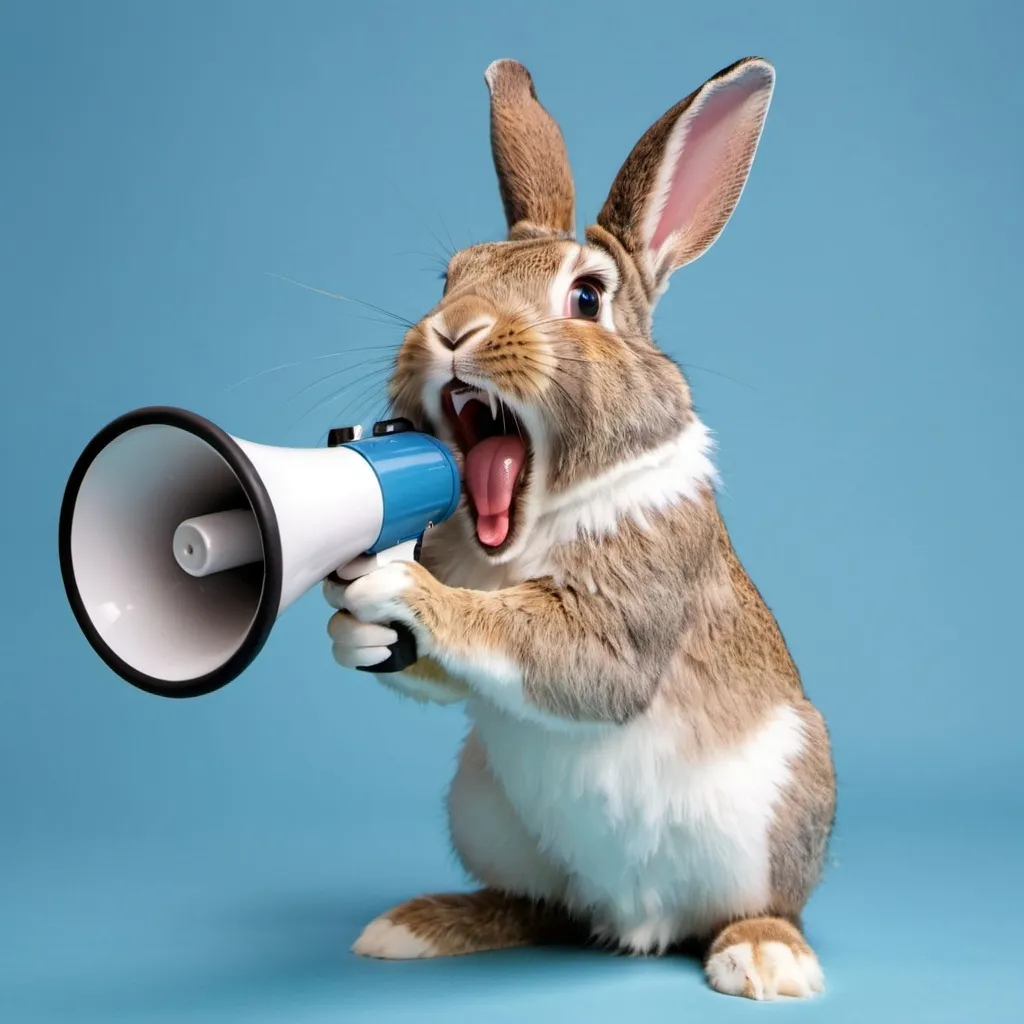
[341,562,429,644]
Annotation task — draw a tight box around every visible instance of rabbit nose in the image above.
[437,323,490,350]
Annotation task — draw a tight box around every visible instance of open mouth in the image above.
[440,380,530,550]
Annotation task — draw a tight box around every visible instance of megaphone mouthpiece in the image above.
[173,509,263,578]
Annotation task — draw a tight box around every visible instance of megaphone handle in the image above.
[335,536,423,674]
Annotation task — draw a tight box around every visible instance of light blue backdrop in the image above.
[2,1,1021,1021]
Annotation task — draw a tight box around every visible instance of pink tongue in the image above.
[465,435,527,547]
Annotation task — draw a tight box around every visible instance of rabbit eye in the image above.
[568,279,602,320]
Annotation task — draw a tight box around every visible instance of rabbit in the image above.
[323,56,836,1001]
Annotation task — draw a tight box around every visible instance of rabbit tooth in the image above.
[451,389,487,417]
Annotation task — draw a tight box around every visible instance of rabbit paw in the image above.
[705,918,824,1001]
[341,562,428,641]
[325,563,468,704]
[326,611,399,670]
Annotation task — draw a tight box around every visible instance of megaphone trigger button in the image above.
[371,418,415,437]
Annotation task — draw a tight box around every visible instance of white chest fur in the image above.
[468,699,806,951]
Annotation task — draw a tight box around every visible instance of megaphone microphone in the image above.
[58,407,460,699]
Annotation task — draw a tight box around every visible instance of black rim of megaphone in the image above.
[58,406,284,699]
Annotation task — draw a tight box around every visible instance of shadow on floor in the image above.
[9,888,707,1024]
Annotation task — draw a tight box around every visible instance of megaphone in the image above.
[58,407,460,699]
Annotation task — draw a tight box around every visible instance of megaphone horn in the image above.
[58,407,460,699]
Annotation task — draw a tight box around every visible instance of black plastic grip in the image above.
[359,621,418,674]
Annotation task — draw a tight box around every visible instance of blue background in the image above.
[2,1,1021,1020]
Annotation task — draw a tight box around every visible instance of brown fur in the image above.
[768,702,836,918]
[708,916,811,959]
[398,495,726,725]
[375,890,585,956]
[486,60,575,238]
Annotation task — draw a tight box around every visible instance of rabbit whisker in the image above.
[265,272,416,328]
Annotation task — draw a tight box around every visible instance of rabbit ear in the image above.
[485,60,575,240]
[597,57,774,294]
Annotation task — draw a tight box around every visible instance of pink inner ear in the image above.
[649,70,770,254]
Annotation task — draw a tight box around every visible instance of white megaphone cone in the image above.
[58,407,460,698]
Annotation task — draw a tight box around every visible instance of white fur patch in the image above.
[433,647,576,729]
[327,610,398,648]
[538,417,718,544]
[326,607,397,670]
[463,701,806,949]
[795,951,825,995]
[352,917,437,959]
[342,563,416,630]
[706,940,759,997]
[331,642,392,670]
[447,733,568,899]
[706,939,824,1000]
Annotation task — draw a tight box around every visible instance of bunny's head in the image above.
[389,58,775,564]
